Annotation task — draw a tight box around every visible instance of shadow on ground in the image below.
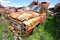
[44,15,60,40]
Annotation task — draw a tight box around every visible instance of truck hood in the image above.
[8,11,39,21]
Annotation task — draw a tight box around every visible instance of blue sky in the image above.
[0,0,60,8]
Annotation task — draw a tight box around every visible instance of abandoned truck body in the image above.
[8,11,46,36]
[8,2,50,40]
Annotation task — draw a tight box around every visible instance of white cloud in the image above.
[0,0,11,7]
[49,5,54,8]
[0,0,22,7]
[7,4,24,7]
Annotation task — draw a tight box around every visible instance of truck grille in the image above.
[9,19,26,33]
